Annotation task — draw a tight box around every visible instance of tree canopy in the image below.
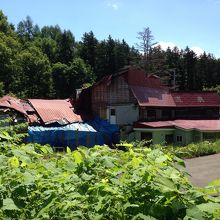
[0,11,220,99]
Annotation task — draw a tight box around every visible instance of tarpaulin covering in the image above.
[87,117,120,145]
[28,123,104,149]
[27,117,119,149]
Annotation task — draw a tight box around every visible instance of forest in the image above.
[1,10,220,99]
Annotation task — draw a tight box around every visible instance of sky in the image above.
[1,0,220,57]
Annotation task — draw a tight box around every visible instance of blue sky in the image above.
[1,0,220,57]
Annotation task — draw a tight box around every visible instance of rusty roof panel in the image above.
[0,96,27,115]
[0,96,39,123]
[28,99,82,124]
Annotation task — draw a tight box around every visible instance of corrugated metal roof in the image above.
[126,68,164,88]
[28,99,82,124]
[0,96,39,123]
[171,92,220,107]
[134,120,220,131]
[130,86,175,107]
[91,66,220,107]
[130,86,220,107]
[0,96,27,115]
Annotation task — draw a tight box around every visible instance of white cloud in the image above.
[190,46,204,56]
[155,42,205,57]
[107,2,119,10]
[156,41,178,50]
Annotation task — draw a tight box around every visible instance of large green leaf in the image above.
[2,198,19,210]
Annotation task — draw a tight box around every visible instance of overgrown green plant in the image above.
[0,123,219,219]
[163,141,220,159]
[131,139,220,159]
[0,138,219,219]
[0,118,28,143]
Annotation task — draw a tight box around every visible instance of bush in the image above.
[165,141,220,159]
[132,140,220,159]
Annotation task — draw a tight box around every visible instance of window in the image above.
[176,135,182,142]
[141,132,152,141]
[203,132,220,140]
[147,109,156,117]
[162,110,172,119]
[147,109,156,120]
[110,109,116,116]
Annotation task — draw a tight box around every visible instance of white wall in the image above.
[107,104,139,125]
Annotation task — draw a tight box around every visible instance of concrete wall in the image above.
[152,130,174,145]
[107,104,139,125]
[134,129,174,145]
[193,130,203,142]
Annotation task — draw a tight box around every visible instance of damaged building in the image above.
[0,96,119,149]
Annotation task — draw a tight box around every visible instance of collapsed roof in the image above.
[0,96,82,125]
[0,96,38,123]
[28,99,82,125]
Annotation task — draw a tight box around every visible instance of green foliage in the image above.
[57,30,75,64]
[0,118,28,145]
[162,140,220,159]
[203,84,220,94]
[13,45,54,98]
[0,10,140,98]
[16,16,40,42]
[0,10,14,35]
[133,139,220,159]
[201,179,220,195]
[0,127,219,219]
[52,58,95,98]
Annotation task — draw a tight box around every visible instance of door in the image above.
[109,108,116,124]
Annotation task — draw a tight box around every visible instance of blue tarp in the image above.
[87,117,120,145]
[27,117,119,149]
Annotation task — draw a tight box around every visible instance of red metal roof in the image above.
[126,67,164,88]
[171,92,220,107]
[0,96,27,115]
[134,120,220,131]
[117,67,220,107]
[92,66,220,107]
[130,86,175,107]
[28,99,82,124]
[130,87,220,107]
[0,96,39,123]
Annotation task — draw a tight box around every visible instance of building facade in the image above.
[80,66,220,145]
